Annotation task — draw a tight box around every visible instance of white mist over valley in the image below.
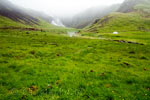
[8,0,124,27]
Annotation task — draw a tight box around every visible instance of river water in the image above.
[67,32,76,37]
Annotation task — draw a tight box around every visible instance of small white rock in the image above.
[113,32,118,34]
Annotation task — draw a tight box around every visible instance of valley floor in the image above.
[0,29,150,100]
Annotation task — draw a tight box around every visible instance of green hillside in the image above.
[0,15,29,28]
[0,15,76,35]
[0,15,62,29]
[81,11,150,45]
[83,0,150,33]
[84,12,150,33]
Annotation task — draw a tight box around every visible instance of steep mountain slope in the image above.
[24,9,54,24]
[0,0,39,25]
[0,0,57,28]
[84,0,150,33]
[61,4,120,29]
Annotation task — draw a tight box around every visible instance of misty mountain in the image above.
[118,0,150,13]
[18,9,65,27]
[61,4,120,29]
[0,0,40,25]
[84,0,150,33]
[24,9,54,24]
[0,0,55,26]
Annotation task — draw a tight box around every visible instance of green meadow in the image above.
[0,29,150,100]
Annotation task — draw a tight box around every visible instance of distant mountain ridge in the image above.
[61,4,121,29]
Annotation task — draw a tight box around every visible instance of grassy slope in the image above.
[81,4,150,45]
[0,15,65,29]
[0,15,29,28]
[83,1,150,33]
[0,29,150,100]
[84,12,150,33]
[0,15,77,35]
[81,12,150,45]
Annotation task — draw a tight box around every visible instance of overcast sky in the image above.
[9,0,124,17]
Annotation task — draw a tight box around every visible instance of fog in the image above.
[9,0,124,17]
